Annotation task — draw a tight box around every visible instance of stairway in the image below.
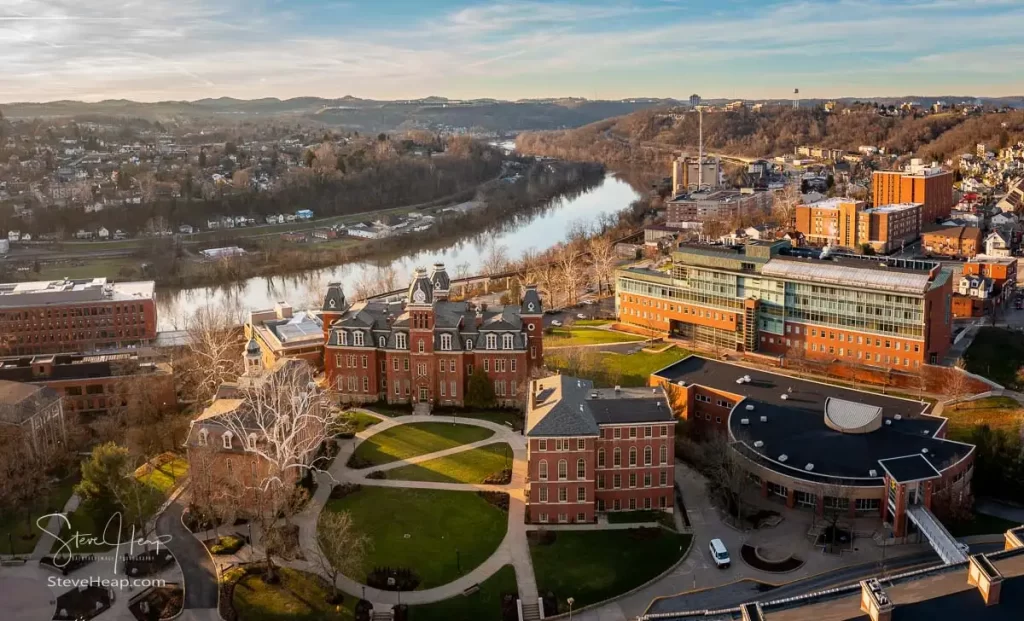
[521,601,541,621]
[413,401,432,416]
[370,611,393,621]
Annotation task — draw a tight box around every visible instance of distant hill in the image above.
[516,104,1024,169]
[0,96,680,134]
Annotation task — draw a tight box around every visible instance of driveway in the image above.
[157,500,218,609]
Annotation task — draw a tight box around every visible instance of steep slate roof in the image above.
[526,375,671,437]
[0,380,61,425]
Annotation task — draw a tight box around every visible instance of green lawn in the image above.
[548,345,693,387]
[409,564,517,621]
[349,423,495,468]
[606,510,676,529]
[547,327,644,347]
[945,397,1024,440]
[575,319,612,327]
[386,443,513,484]
[946,512,1022,537]
[231,566,355,621]
[333,410,381,434]
[0,477,78,555]
[323,487,508,589]
[530,529,691,612]
[964,327,1024,388]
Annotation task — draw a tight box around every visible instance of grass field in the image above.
[546,327,644,347]
[945,397,1024,440]
[230,566,355,621]
[385,443,513,484]
[964,327,1024,388]
[333,410,381,434]
[349,422,494,468]
[409,564,517,621]
[0,477,78,555]
[530,529,691,612]
[547,345,693,387]
[31,256,145,281]
[323,487,508,589]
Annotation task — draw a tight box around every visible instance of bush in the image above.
[182,506,221,532]
[541,591,558,616]
[366,567,420,591]
[477,491,509,512]
[208,536,245,555]
[336,430,356,439]
[347,455,373,469]
[366,470,387,480]
[483,469,512,484]
[501,593,519,621]
[392,603,408,621]
[355,599,373,621]
[329,483,362,500]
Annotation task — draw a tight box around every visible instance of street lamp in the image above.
[567,596,575,620]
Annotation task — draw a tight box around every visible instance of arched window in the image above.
[247,433,258,450]
[577,458,586,479]
[644,446,652,466]
[418,339,425,353]
[466,339,474,350]
[395,333,407,349]
[353,331,364,346]
[440,333,452,351]
[502,334,514,349]
[613,447,621,467]
[538,460,548,481]
[660,445,668,465]
[486,334,497,349]
[379,336,386,348]
[222,431,233,449]
[197,429,208,446]
[597,449,605,468]
[629,447,637,467]
[557,459,567,481]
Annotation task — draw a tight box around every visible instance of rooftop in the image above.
[0,278,155,308]
[923,225,982,239]
[803,197,859,210]
[653,357,971,485]
[669,189,754,203]
[864,202,922,214]
[762,256,937,294]
[0,380,61,425]
[526,375,671,437]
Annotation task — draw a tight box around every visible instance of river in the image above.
[155,172,640,330]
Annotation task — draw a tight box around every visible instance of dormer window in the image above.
[502,334,514,349]
[486,334,497,350]
[247,433,257,450]
[440,333,452,351]
[339,331,348,346]
[222,431,233,449]
[396,333,407,349]
[379,336,386,348]
[466,339,473,350]
[198,429,208,446]
[353,331,364,346]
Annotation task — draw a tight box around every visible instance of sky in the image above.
[1,0,1023,103]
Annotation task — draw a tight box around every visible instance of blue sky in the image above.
[1,0,1022,102]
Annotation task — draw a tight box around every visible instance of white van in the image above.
[709,538,731,568]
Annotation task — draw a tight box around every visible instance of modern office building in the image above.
[0,278,157,355]
[795,198,921,253]
[666,189,772,228]
[873,159,955,225]
[652,357,975,540]
[322,263,544,407]
[615,240,952,368]
[525,375,675,524]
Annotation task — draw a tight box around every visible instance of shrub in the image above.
[541,591,558,616]
[366,470,386,480]
[355,599,373,621]
[392,604,408,621]
[483,469,512,484]
[477,491,509,511]
[182,506,221,533]
[208,536,245,555]
[329,483,362,500]
[501,593,519,621]
[366,567,420,591]
[347,455,373,469]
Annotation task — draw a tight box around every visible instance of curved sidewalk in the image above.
[291,411,537,607]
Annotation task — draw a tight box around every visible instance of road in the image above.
[156,500,218,610]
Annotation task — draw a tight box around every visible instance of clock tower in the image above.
[407,267,436,405]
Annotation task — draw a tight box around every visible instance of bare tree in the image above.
[314,510,371,604]
[453,261,471,280]
[483,239,510,276]
[178,304,244,405]
[555,246,586,307]
[700,436,752,527]
[818,482,855,552]
[588,236,616,295]
[557,346,596,380]
[945,358,972,404]
[773,181,801,231]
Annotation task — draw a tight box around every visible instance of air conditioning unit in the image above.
[885,420,892,426]
[869,469,878,477]
[921,448,929,454]
[778,454,788,463]
[753,440,764,448]
[894,414,902,421]
[780,394,789,400]
[745,404,755,411]
[740,418,750,425]
[760,416,768,423]
[805,463,814,471]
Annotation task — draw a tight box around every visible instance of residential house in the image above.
[97,227,110,240]
[984,230,1012,257]
[178,224,194,234]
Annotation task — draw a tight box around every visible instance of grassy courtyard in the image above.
[385,443,513,484]
[348,422,494,468]
[963,327,1024,388]
[332,410,381,435]
[230,566,355,621]
[547,327,644,347]
[530,529,691,612]
[945,397,1024,440]
[547,345,693,387]
[323,487,508,589]
[409,564,517,621]
[0,477,78,555]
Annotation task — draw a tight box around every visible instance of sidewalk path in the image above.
[291,412,539,607]
[156,500,218,610]
[30,492,80,560]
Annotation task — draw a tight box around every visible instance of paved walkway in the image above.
[29,492,80,560]
[156,499,219,610]
[289,412,539,608]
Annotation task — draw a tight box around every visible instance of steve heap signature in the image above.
[38,512,172,572]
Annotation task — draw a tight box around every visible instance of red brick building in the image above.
[323,263,544,407]
[525,375,675,524]
[0,278,157,355]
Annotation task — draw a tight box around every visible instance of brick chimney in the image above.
[859,579,893,621]
[967,554,1003,606]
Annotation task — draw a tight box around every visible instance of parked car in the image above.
[551,320,562,327]
[577,313,587,319]
[709,538,731,569]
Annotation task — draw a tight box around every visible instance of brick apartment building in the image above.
[615,240,952,368]
[0,350,174,417]
[873,159,954,226]
[795,198,921,253]
[922,226,984,258]
[323,263,544,407]
[0,278,157,356]
[524,375,675,524]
